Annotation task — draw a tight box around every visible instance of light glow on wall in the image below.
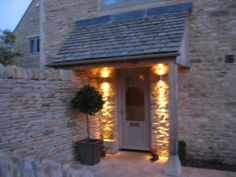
[99,68,114,141]
[152,64,170,159]
[156,79,169,158]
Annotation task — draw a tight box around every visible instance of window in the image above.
[29,37,40,53]
[103,0,117,5]
[101,0,156,9]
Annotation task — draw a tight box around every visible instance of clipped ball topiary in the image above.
[71,85,104,139]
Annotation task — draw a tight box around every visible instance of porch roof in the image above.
[49,2,192,67]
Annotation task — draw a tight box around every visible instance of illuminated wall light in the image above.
[100,67,112,78]
[152,64,169,76]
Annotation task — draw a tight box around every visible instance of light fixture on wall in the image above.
[152,64,169,76]
[100,67,112,79]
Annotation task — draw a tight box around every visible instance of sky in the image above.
[0,0,32,31]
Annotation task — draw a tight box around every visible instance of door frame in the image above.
[116,67,151,151]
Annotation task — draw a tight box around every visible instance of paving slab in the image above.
[72,151,236,177]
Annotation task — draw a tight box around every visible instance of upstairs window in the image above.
[29,37,40,53]
[101,0,156,9]
[103,0,117,5]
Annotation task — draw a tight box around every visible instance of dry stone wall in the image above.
[0,150,94,177]
[0,64,99,163]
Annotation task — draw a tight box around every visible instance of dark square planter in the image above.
[76,139,103,165]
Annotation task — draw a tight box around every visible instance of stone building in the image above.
[6,0,236,175]
[12,0,40,68]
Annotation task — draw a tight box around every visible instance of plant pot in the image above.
[75,139,103,165]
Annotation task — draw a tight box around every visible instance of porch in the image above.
[72,62,182,176]
[75,62,177,157]
[71,151,236,177]
[49,3,194,176]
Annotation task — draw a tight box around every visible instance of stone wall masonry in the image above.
[178,0,236,165]
[0,64,99,163]
[150,73,170,158]
[0,150,94,177]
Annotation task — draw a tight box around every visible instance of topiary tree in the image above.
[71,85,104,139]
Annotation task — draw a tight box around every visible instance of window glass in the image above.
[30,39,35,53]
[102,0,156,9]
[37,38,40,52]
[103,0,117,5]
[125,76,145,121]
[29,37,40,53]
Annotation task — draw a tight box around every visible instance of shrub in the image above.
[0,47,21,65]
[0,29,21,65]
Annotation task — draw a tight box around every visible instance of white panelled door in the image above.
[118,68,150,151]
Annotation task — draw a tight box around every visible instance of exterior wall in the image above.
[150,70,170,158]
[0,64,101,163]
[178,0,236,165]
[12,0,40,68]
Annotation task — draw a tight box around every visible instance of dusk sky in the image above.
[0,0,32,31]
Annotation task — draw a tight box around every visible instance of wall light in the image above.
[100,67,112,78]
[152,64,169,76]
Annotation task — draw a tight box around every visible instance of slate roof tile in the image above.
[51,2,192,65]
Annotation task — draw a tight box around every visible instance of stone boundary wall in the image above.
[0,64,93,163]
[0,150,94,177]
[0,64,74,81]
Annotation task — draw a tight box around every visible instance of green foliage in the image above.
[0,47,21,66]
[71,85,104,115]
[178,140,187,164]
[0,30,16,44]
[0,29,21,65]
[71,85,104,139]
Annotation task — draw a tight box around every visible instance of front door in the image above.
[118,68,150,151]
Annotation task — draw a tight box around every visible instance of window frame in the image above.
[29,36,40,54]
